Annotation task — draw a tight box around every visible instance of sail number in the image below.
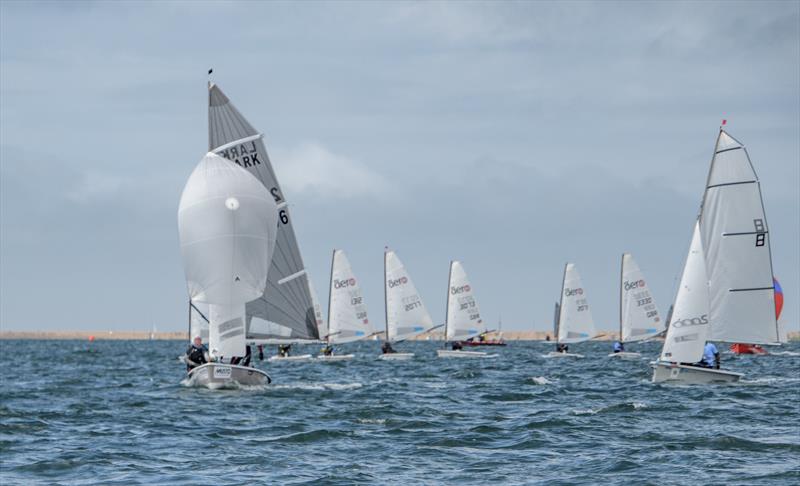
[576,298,588,312]
[279,209,289,225]
[270,187,283,203]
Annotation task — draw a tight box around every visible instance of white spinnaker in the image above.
[384,250,434,342]
[209,83,319,342]
[557,263,596,344]
[700,130,779,344]
[445,261,483,341]
[660,221,710,363]
[620,254,664,343]
[178,152,277,358]
[327,250,371,344]
[308,277,327,340]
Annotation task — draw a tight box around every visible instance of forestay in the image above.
[327,250,371,344]
[444,261,483,341]
[208,83,319,343]
[384,249,433,342]
[660,221,710,363]
[700,130,779,344]
[557,263,596,344]
[620,253,664,342]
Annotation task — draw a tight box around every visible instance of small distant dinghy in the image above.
[317,249,372,362]
[178,151,279,389]
[437,261,490,359]
[546,263,597,358]
[268,354,314,362]
[608,253,665,359]
[652,129,781,384]
[379,249,437,360]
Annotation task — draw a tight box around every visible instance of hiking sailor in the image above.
[185,336,210,371]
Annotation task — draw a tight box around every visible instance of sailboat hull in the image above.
[378,352,414,361]
[316,354,354,361]
[651,361,743,384]
[185,363,271,389]
[437,350,490,359]
[608,351,642,359]
[268,354,314,362]
[544,351,584,358]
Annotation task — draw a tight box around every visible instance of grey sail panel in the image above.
[208,83,319,341]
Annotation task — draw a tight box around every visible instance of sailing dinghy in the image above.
[438,261,491,359]
[178,152,277,388]
[317,249,372,361]
[208,83,321,363]
[609,253,664,359]
[652,129,779,384]
[380,249,436,360]
[546,263,596,358]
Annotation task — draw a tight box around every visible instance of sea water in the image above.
[1,339,798,484]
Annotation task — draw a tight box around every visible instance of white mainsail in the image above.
[208,83,319,343]
[557,263,596,344]
[444,261,483,341]
[384,249,434,342]
[327,249,371,344]
[178,152,278,359]
[308,277,327,340]
[660,221,710,363]
[619,253,664,343]
[699,130,779,344]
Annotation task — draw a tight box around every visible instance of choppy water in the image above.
[1,339,799,485]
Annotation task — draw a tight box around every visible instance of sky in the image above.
[1,1,798,334]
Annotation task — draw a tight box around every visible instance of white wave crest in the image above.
[530,376,553,385]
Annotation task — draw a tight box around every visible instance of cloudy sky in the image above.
[1,1,798,334]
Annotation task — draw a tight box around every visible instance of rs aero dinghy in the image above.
[546,263,597,358]
[651,128,781,384]
[438,261,492,359]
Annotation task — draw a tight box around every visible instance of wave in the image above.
[529,376,553,385]
[270,382,363,391]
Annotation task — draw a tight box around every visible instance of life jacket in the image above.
[186,345,207,366]
[702,343,718,367]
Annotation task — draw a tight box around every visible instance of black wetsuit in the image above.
[185,344,208,371]
[381,342,396,354]
[451,341,463,351]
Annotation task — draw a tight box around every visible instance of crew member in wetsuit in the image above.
[322,345,334,356]
[241,345,252,367]
[381,342,396,354]
[556,343,569,353]
[451,341,463,351]
[698,342,720,369]
[185,336,209,371]
[612,341,624,353]
[278,344,291,357]
[257,345,265,361]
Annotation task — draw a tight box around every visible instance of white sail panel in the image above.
[208,303,246,360]
[661,222,710,363]
[328,250,371,344]
[384,250,433,342]
[557,263,595,344]
[445,261,483,341]
[209,83,319,342]
[700,130,778,344]
[620,254,664,342]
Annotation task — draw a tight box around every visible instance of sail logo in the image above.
[334,278,357,289]
[217,141,262,168]
[450,285,471,295]
[387,277,408,288]
[624,279,646,291]
[670,315,708,328]
[564,287,584,297]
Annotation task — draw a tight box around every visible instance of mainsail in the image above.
[327,250,372,344]
[208,83,319,343]
[699,130,779,344]
[444,261,483,341]
[384,249,434,342]
[660,221,710,363]
[556,263,596,344]
[619,253,664,342]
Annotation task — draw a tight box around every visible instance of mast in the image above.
[326,249,336,347]
[619,253,624,344]
[384,248,389,343]
[556,263,568,344]
[443,260,454,348]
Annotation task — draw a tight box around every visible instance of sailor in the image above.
[612,341,624,353]
[257,344,265,361]
[699,342,720,369]
[322,345,334,356]
[556,343,569,353]
[278,344,291,357]
[185,336,209,371]
[241,345,252,367]
[381,342,396,354]
[451,341,463,351]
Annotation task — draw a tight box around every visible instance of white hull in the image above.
[544,351,584,358]
[186,363,271,389]
[378,352,414,361]
[316,354,354,362]
[437,350,489,359]
[268,354,314,362]
[651,361,743,384]
[607,351,642,359]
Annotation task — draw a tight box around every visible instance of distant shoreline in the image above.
[1,330,798,342]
